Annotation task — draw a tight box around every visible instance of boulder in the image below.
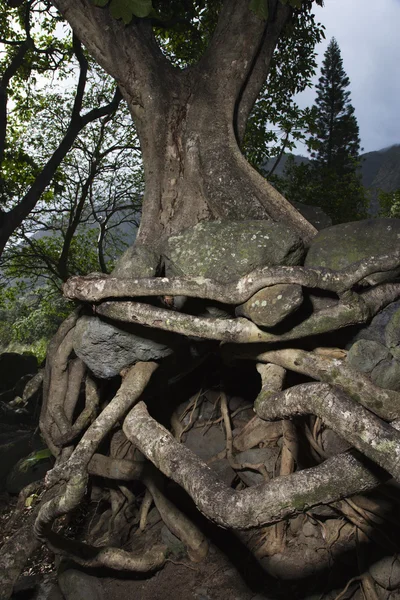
[111,244,160,278]
[0,352,37,394]
[305,218,400,285]
[346,339,390,373]
[235,283,303,327]
[73,315,179,379]
[163,220,305,283]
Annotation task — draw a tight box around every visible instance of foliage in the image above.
[378,189,400,219]
[244,9,324,170]
[309,37,361,173]
[273,38,368,224]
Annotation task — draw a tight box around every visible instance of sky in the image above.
[294,0,400,155]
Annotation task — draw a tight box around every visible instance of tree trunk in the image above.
[50,0,317,250]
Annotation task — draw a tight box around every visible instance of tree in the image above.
[273,38,367,223]
[4,3,400,599]
[309,37,360,173]
[0,0,124,258]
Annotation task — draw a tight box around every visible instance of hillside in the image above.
[263,144,400,214]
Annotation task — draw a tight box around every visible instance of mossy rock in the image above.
[305,218,400,284]
[163,220,305,283]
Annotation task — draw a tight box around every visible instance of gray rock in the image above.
[73,315,176,378]
[111,244,160,278]
[346,339,390,373]
[58,569,104,600]
[321,429,351,457]
[386,307,400,349]
[234,447,280,486]
[350,300,400,346]
[369,556,400,590]
[371,359,400,391]
[163,220,305,283]
[305,218,400,285]
[184,425,226,461]
[235,284,303,327]
[210,459,236,486]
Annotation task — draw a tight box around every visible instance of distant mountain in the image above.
[262,144,400,215]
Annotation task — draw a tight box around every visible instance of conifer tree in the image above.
[275,37,367,224]
[310,37,361,174]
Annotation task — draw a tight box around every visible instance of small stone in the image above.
[210,459,236,486]
[321,429,351,457]
[302,520,320,538]
[235,284,303,327]
[369,556,400,590]
[234,447,280,486]
[371,359,400,391]
[183,426,226,461]
[346,339,390,373]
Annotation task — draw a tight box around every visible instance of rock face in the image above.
[305,218,400,285]
[73,315,177,378]
[235,283,303,327]
[163,220,305,283]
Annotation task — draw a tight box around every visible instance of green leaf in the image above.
[108,0,153,23]
[93,0,109,6]
[19,448,52,473]
[249,0,269,20]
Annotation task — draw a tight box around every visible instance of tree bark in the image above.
[49,0,317,248]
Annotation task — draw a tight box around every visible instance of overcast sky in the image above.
[295,0,400,155]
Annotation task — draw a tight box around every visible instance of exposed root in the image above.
[95,283,400,343]
[226,346,400,420]
[63,250,400,303]
[123,401,384,529]
[255,382,400,481]
[34,362,160,573]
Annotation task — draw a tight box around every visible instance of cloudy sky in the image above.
[295,0,400,155]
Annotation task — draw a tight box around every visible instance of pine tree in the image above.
[277,38,368,224]
[310,37,361,174]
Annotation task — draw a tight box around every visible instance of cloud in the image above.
[295,0,400,153]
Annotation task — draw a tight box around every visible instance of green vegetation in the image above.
[273,37,368,224]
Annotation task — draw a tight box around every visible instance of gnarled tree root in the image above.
[254,382,400,481]
[95,283,400,343]
[63,249,400,303]
[225,346,400,421]
[123,401,383,530]
[34,362,167,574]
